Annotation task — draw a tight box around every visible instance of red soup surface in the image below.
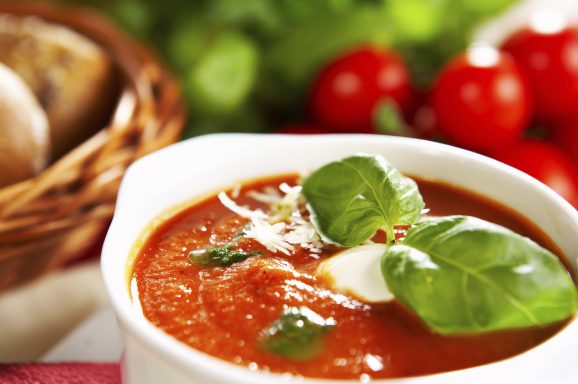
[132,175,571,380]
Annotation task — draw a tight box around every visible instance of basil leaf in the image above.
[187,244,260,267]
[382,216,578,334]
[302,154,424,246]
[259,307,335,361]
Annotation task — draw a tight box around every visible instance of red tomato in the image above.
[493,140,578,208]
[431,47,532,153]
[549,117,578,166]
[502,25,578,122]
[309,46,412,132]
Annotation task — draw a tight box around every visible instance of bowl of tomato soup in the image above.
[101,134,578,384]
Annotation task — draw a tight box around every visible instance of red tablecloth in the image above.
[0,363,120,384]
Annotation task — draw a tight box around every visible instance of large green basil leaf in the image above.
[302,154,424,246]
[382,216,578,334]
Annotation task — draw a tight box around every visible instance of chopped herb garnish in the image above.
[187,244,260,267]
[259,307,335,361]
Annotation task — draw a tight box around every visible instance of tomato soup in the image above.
[131,175,569,380]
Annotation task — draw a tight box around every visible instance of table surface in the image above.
[0,261,111,362]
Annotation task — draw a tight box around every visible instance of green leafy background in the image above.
[62,0,517,136]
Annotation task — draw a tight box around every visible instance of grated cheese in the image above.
[245,218,295,255]
[284,217,323,252]
[230,182,242,199]
[247,186,282,205]
[219,184,327,255]
[269,184,303,223]
[218,192,267,220]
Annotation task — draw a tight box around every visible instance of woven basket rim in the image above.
[0,1,186,289]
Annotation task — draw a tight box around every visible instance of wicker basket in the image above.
[0,2,186,290]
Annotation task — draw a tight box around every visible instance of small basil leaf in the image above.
[302,154,424,246]
[259,307,335,361]
[382,216,578,334]
[187,244,260,267]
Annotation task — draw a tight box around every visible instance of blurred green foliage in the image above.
[66,0,516,137]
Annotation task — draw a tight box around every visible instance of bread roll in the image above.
[0,63,50,187]
[0,13,117,158]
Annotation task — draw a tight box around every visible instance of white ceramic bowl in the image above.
[101,134,578,384]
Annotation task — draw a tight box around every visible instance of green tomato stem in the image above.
[385,225,396,245]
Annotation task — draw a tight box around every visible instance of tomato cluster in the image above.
[280,19,578,209]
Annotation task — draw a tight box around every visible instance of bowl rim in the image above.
[101,133,578,384]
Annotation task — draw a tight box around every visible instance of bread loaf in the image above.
[0,14,118,159]
[0,63,50,187]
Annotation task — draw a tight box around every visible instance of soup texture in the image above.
[132,174,571,380]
